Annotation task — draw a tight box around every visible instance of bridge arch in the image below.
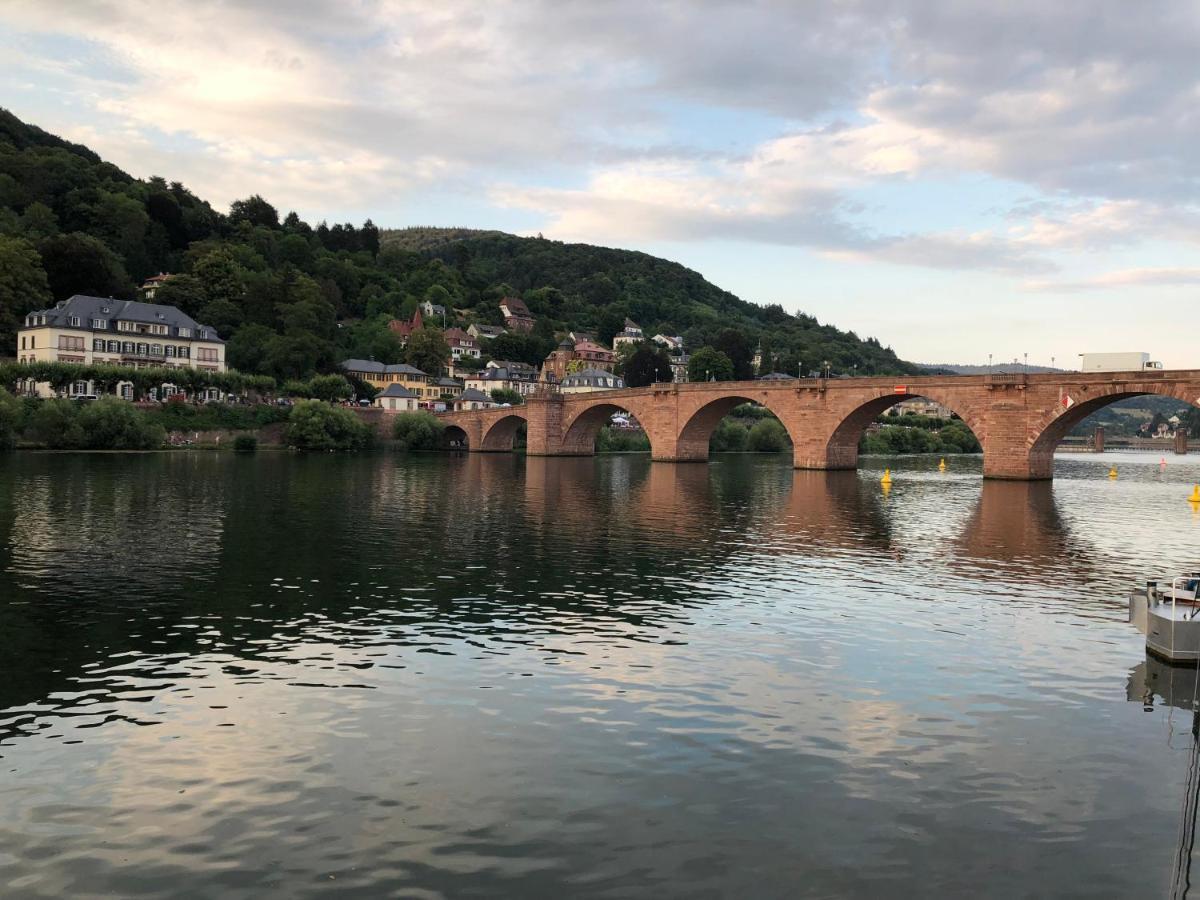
[560,399,654,455]
[1026,383,1198,478]
[479,412,528,452]
[821,390,987,471]
[443,423,470,450]
[674,394,799,461]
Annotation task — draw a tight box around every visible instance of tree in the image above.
[229,195,280,229]
[37,232,133,301]
[713,328,755,380]
[285,400,373,452]
[746,418,790,452]
[758,337,775,376]
[0,235,52,351]
[405,327,450,376]
[688,347,734,382]
[391,411,445,450]
[191,248,246,307]
[360,219,381,256]
[621,343,673,387]
[225,323,276,375]
[0,388,20,449]
[490,388,522,405]
[197,298,243,337]
[154,274,208,319]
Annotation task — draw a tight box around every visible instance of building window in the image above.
[136,342,149,356]
[68,316,81,327]
[92,318,108,329]
[108,341,119,352]
[177,346,190,359]
[58,336,84,351]
[93,338,106,352]
[122,341,135,354]
[196,348,218,362]
[20,336,25,350]
[165,345,176,357]
[150,343,162,356]
[30,336,35,349]
[179,327,191,338]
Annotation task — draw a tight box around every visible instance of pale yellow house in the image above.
[340,359,440,400]
[16,294,226,397]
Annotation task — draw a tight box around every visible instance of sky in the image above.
[2,1,1198,367]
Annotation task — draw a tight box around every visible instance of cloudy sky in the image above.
[3,1,1198,366]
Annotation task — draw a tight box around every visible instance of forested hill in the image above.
[0,107,917,380]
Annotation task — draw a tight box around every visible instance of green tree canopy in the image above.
[405,327,450,376]
[688,347,735,382]
[0,234,52,350]
[620,343,673,387]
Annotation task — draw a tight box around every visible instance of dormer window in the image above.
[178,327,191,338]
[92,318,107,329]
[68,316,81,327]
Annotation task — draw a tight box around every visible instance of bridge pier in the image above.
[1177,428,1189,455]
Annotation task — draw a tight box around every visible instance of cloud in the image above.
[1024,267,1200,293]
[0,0,1197,280]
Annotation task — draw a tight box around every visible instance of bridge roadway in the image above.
[427,369,1200,480]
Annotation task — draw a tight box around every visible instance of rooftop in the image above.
[341,359,428,376]
[378,384,419,398]
[24,294,223,342]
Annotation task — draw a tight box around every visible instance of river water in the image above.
[2,449,1200,898]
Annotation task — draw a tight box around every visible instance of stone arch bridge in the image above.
[424,370,1200,480]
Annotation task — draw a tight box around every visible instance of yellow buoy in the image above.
[880,468,892,485]
[1190,484,1200,503]
[938,458,947,472]
[1108,466,1118,479]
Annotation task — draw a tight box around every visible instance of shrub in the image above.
[596,425,651,452]
[709,417,747,452]
[0,389,20,450]
[746,418,790,452]
[285,399,373,452]
[490,388,523,406]
[391,411,445,451]
[145,401,289,432]
[77,398,165,449]
[233,434,258,454]
[24,400,86,449]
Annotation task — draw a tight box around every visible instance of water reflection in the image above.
[1,452,1199,897]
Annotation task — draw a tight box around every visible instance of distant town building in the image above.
[16,294,225,397]
[499,297,535,333]
[139,273,173,299]
[486,359,537,379]
[670,355,690,383]
[561,368,625,393]
[444,327,480,361]
[420,299,448,322]
[612,318,644,350]
[464,365,540,398]
[388,308,424,346]
[884,397,954,419]
[431,376,464,399]
[455,388,496,411]
[757,372,796,381]
[543,337,616,380]
[341,359,440,400]
[467,323,506,340]
[374,384,419,411]
[653,334,684,352]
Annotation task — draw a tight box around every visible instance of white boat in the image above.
[1130,574,1200,664]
